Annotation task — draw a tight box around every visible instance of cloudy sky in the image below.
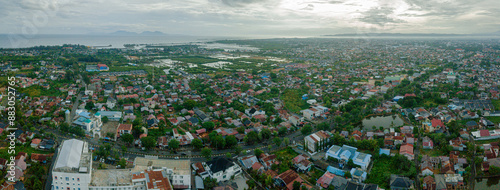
[2,0,500,37]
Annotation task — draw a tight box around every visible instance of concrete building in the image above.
[51,139,92,190]
[325,145,372,170]
[200,157,242,182]
[304,130,332,155]
[133,157,191,189]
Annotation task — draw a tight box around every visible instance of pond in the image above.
[476,177,500,189]
[360,115,404,131]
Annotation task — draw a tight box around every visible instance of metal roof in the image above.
[54,139,84,169]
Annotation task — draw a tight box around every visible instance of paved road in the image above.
[414,138,420,190]
[69,74,84,123]
[469,136,476,190]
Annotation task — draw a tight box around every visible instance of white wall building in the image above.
[52,139,92,190]
[200,157,242,182]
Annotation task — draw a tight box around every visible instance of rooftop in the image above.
[90,169,133,187]
[53,139,91,173]
[133,157,190,175]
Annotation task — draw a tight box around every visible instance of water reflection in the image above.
[361,115,404,131]
[476,177,500,189]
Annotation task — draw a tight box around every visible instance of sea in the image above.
[0,34,240,49]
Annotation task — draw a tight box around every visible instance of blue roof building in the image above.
[379,148,391,156]
[325,145,372,170]
[326,166,345,176]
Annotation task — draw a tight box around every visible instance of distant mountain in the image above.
[325,33,464,37]
[110,30,139,36]
[140,31,165,36]
[324,32,500,37]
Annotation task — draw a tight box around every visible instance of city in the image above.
[1,38,500,190]
[2,0,500,190]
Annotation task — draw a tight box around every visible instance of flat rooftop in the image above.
[133,157,190,175]
[89,169,133,187]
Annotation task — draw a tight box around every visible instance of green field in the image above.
[486,116,500,124]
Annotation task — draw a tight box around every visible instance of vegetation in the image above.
[364,154,417,189]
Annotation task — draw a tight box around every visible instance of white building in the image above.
[301,105,329,120]
[52,139,92,190]
[304,130,332,155]
[325,145,372,170]
[200,157,242,182]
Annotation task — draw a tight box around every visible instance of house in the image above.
[304,130,332,155]
[316,171,335,189]
[422,176,436,190]
[449,137,466,151]
[288,115,304,126]
[400,144,414,161]
[116,124,133,138]
[292,154,312,173]
[273,169,304,190]
[390,174,414,190]
[429,118,444,132]
[350,168,367,182]
[30,138,41,148]
[201,157,242,182]
[301,105,328,120]
[31,153,52,163]
[259,153,277,169]
[325,145,372,170]
[239,155,259,170]
[330,175,348,190]
[106,97,117,109]
[422,136,434,150]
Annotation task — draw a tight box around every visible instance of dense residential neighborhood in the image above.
[1,37,500,190]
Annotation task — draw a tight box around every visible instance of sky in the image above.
[2,0,500,37]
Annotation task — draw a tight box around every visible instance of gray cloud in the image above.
[358,7,405,26]
[218,0,268,7]
[1,0,499,36]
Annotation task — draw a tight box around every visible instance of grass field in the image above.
[492,100,500,110]
[486,116,500,124]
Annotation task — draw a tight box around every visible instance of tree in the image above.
[140,136,156,150]
[102,116,109,123]
[245,131,259,145]
[260,128,272,139]
[284,137,290,146]
[212,135,226,150]
[85,101,95,110]
[203,177,217,190]
[192,138,203,150]
[183,99,197,110]
[121,145,127,154]
[226,153,232,158]
[234,145,242,156]
[168,139,180,150]
[301,124,313,135]
[293,181,301,190]
[225,135,237,148]
[273,137,282,146]
[117,158,127,168]
[120,133,134,145]
[201,147,212,160]
[344,172,352,178]
[254,148,264,157]
[490,165,500,175]
[279,127,288,136]
[202,121,215,131]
